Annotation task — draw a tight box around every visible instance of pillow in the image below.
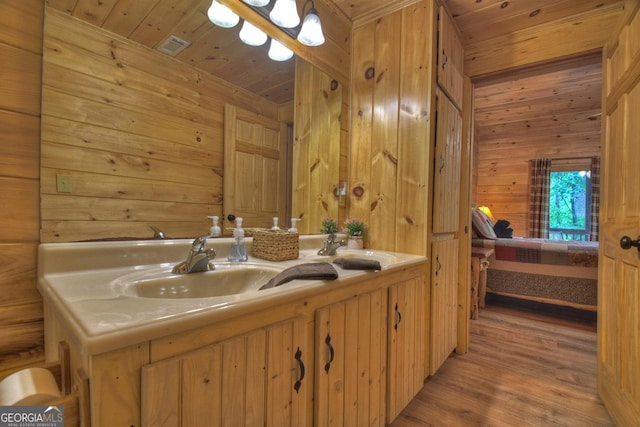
[472,209,498,239]
[493,219,513,238]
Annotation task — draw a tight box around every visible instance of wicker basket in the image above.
[251,229,299,261]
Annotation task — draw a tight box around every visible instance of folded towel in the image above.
[259,262,338,290]
[333,258,382,271]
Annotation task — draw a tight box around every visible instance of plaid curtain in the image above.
[589,156,600,241]
[529,159,551,238]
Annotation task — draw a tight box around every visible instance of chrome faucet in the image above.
[150,225,166,239]
[172,235,216,274]
[317,233,346,256]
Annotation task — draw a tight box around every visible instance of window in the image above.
[549,170,592,241]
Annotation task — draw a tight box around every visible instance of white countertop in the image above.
[38,235,427,354]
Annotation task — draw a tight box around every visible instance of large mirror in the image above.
[40,3,344,242]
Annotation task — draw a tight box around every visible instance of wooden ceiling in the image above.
[441,0,622,46]
[46,0,299,104]
[46,0,620,105]
[474,54,603,129]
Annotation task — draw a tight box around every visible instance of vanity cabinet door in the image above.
[315,289,388,427]
[429,238,459,375]
[141,317,308,427]
[387,276,427,423]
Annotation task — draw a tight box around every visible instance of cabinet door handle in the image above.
[294,347,305,393]
[324,334,335,374]
[435,256,442,277]
[442,49,448,70]
[439,152,445,174]
[394,303,402,330]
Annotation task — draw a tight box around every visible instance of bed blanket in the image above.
[472,238,598,310]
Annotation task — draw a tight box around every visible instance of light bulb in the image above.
[270,0,300,28]
[268,38,294,61]
[242,0,270,6]
[297,7,324,46]
[207,0,240,28]
[239,20,268,46]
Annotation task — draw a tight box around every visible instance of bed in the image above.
[471,209,598,311]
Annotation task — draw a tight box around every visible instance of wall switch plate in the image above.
[56,174,72,193]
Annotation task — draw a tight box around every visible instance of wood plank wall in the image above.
[350,0,435,255]
[0,0,44,373]
[41,8,283,242]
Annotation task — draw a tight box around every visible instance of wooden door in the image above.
[387,276,426,423]
[315,289,387,427]
[224,104,288,230]
[141,318,307,427]
[598,3,640,426]
[430,237,459,375]
[432,89,462,234]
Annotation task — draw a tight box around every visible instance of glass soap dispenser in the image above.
[228,217,248,262]
[208,215,221,237]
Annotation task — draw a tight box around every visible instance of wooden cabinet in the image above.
[387,276,427,422]
[315,289,388,427]
[141,277,426,427]
[141,317,307,427]
[45,255,427,426]
[429,3,465,375]
[432,89,462,234]
[429,238,459,375]
[314,275,426,426]
[437,5,464,110]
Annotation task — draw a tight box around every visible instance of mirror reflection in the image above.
[40,6,343,242]
[223,58,342,235]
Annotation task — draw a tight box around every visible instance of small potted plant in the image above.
[342,218,366,249]
[320,217,339,235]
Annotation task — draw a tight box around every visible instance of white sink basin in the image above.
[112,262,284,299]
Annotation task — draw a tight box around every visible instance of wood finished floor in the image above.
[390,299,613,427]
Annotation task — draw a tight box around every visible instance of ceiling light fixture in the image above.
[269,0,300,28]
[297,0,324,46]
[268,38,294,61]
[207,0,240,28]
[208,0,325,61]
[239,20,268,46]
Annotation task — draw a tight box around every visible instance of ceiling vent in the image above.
[157,35,191,57]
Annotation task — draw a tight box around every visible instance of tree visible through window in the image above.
[549,170,592,241]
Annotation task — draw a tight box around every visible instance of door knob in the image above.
[620,236,640,251]
[227,214,236,222]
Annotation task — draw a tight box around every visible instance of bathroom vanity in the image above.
[38,236,427,426]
